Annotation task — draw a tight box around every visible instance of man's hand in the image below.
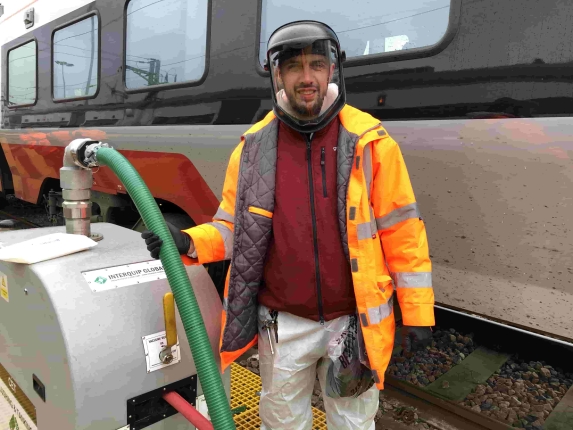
[141,221,194,259]
[401,326,433,354]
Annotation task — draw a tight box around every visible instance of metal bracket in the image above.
[24,8,34,29]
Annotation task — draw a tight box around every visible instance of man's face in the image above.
[277,46,335,120]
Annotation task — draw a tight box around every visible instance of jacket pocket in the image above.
[375,275,395,323]
[377,275,394,300]
[248,206,273,219]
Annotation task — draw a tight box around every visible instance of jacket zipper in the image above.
[320,147,327,197]
[304,133,325,325]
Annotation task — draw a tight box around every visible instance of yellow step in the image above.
[230,362,328,429]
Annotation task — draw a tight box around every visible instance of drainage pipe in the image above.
[60,139,93,236]
[162,392,214,430]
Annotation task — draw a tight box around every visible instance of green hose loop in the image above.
[94,147,235,430]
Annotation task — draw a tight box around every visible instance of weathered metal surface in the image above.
[384,117,573,341]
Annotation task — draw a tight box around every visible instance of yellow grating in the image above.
[230,362,262,411]
[230,362,328,429]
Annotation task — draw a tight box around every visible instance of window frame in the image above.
[122,0,212,94]
[6,38,39,109]
[51,11,101,103]
[254,0,462,77]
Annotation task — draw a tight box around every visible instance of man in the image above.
[142,20,435,430]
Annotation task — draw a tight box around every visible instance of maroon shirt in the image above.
[258,116,357,322]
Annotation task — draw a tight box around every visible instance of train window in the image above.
[7,40,37,106]
[125,0,208,89]
[259,0,451,65]
[53,15,99,100]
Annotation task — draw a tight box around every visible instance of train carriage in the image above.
[1,0,572,342]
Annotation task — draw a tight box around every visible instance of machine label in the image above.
[0,272,7,302]
[81,260,168,292]
[0,361,37,430]
[142,331,181,373]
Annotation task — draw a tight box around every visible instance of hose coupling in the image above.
[61,138,111,239]
[83,142,112,168]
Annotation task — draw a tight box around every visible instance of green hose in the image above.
[94,147,236,430]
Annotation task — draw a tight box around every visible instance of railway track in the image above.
[238,305,573,430]
[382,306,573,430]
[1,196,572,430]
[0,195,56,230]
[0,209,43,228]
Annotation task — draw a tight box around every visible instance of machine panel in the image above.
[0,223,229,429]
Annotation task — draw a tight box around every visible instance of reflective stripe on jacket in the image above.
[182,104,435,389]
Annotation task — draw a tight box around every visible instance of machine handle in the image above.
[163,292,177,348]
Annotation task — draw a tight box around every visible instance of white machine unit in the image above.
[0,223,229,429]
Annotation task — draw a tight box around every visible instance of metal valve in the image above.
[159,292,177,364]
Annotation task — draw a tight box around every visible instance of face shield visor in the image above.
[267,39,345,133]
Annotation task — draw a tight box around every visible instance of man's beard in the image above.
[286,85,326,119]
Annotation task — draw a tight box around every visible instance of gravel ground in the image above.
[386,327,477,387]
[459,357,573,429]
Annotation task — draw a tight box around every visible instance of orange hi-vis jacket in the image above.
[182,104,435,390]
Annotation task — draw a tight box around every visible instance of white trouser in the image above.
[257,304,379,430]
